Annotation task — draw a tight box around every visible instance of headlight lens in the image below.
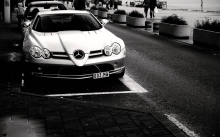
[41,48,50,59]
[104,46,112,56]
[30,46,41,58]
[104,43,121,56]
[112,43,121,55]
[29,46,51,59]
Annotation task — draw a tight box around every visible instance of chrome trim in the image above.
[32,67,124,79]
[73,50,85,60]
[53,55,68,58]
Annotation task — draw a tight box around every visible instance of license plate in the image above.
[93,72,109,79]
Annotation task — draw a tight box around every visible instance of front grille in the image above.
[52,52,69,59]
[37,64,114,76]
[59,66,99,75]
[89,50,103,58]
[51,50,104,59]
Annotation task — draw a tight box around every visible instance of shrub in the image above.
[114,9,126,15]
[195,18,220,32]
[90,6,98,10]
[98,7,108,11]
[161,14,188,25]
[128,10,144,18]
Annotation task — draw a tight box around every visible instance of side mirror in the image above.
[101,19,109,26]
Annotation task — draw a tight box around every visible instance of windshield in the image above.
[33,14,102,32]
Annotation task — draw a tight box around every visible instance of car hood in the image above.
[33,29,116,66]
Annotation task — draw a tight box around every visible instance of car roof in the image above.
[29,1,63,5]
[38,10,90,16]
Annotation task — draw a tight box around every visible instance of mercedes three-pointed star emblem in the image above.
[73,50,85,60]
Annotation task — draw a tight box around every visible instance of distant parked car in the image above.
[24,0,55,7]
[22,10,126,86]
[21,1,67,33]
[17,0,55,28]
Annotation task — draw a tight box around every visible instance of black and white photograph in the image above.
[0,0,220,136]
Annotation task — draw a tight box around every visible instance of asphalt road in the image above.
[103,22,220,137]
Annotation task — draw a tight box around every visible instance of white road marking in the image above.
[45,91,141,97]
[119,74,148,93]
[44,74,148,97]
[164,114,199,137]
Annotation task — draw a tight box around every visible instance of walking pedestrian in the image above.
[106,0,110,10]
[114,0,118,10]
[94,0,98,6]
[17,2,24,28]
[110,0,113,10]
[72,0,77,9]
[86,0,90,8]
[75,0,86,10]
[100,0,104,6]
[149,0,157,18]
[142,0,150,18]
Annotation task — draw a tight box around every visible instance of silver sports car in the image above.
[22,10,126,82]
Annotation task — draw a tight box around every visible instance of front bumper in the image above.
[24,58,125,79]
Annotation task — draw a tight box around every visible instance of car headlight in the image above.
[41,48,50,59]
[112,43,121,55]
[104,46,112,56]
[30,46,41,58]
[104,43,121,56]
[29,46,51,59]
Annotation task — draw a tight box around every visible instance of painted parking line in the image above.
[45,91,144,97]
[164,114,199,137]
[44,74,148,97]
[119,74,148,93]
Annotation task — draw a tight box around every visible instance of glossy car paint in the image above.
[23,10,126,79]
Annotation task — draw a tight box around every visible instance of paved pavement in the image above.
[1,4,218,137]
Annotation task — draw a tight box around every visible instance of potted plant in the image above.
[193,18,220,50]
[159,14,190,39]
[98,7,108,19]
[126,10,145,28]
[112,9,127,23]
[90,6,98,16]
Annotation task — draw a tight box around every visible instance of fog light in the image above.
[114,62,117,67]
[38,67,42,71]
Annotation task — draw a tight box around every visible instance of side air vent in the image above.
[52,52,69,59]
[89,50,103,58]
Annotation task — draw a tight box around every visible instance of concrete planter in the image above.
[126,16,145,28]
[159,22,190,39]
[112,14,126,24]
[90,9,98,16]
[193,28,220,50]
[98,11,108,19]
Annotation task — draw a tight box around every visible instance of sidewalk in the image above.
[0,12,189,137]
